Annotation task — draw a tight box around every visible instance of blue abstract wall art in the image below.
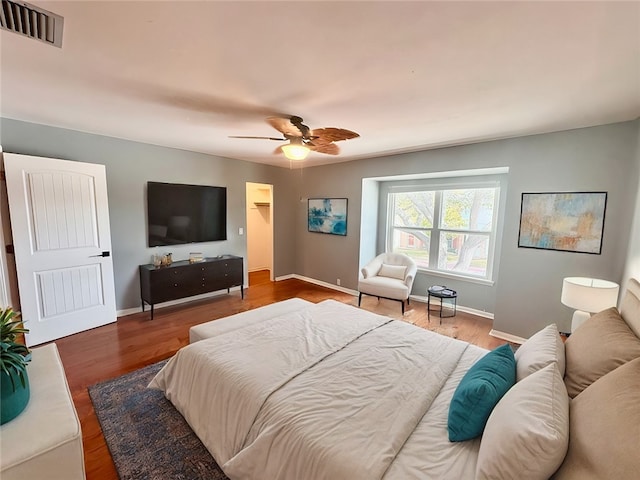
[308,198,348,236]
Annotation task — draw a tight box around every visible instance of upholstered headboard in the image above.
[619,278,640,338]
[556,279,640,479]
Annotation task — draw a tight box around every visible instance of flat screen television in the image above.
[147,181,227,247]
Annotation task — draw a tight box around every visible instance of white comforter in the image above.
[149,300,486,480]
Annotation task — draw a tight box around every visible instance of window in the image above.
[387,186,499,280]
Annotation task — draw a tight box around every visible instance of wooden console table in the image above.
[139,255,244,319]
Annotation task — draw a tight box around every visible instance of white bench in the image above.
[190,298,313,343]
[0,343,85,480]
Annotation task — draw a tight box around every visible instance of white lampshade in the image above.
[561,277,619,332]
[281,143,310,161]
[561,277,619,313]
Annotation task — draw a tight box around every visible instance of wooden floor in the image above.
[51,275,503,480]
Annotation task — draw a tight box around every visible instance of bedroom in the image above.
[0,1,640,479]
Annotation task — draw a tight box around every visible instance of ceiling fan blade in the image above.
[228,135,286,141]
[311,128,360,143]
[267,116,307,138]
[310,143,340,155]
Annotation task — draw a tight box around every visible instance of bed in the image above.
[149,279,640,480]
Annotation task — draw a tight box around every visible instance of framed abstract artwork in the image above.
[308,198,347,236]
[518,191,607,254]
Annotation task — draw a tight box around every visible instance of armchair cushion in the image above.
[378,264,407,280]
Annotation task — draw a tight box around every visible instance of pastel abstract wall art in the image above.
[518,192,607,254]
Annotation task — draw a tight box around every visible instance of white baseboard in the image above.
[274,274,296,281]
[410,294,494,320]
[279,274,359,296]
[116,287,243,318]
[489,329,526,345]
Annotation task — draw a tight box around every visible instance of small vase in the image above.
[0,369,30,425]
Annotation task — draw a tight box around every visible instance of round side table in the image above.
[427,286,457,323]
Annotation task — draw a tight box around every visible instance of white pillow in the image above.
[514,323,565,381]
[476,363,569,480]
[377,263,407,280]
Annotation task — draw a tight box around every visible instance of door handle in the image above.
[90,251,110,258]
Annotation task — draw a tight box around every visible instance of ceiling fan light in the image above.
[281,143,310,161]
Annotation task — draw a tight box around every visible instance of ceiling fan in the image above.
[229,115,359,160]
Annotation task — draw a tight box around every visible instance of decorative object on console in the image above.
[189,252,204,263]
[518,191,607,254]
[0,307,31,425]
[561,277,619,332]
[308,198,348,236]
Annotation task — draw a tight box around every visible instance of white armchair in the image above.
[358,253,418,314]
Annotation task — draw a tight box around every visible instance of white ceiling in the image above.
[1,1,639,168]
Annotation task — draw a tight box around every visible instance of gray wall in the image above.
[621,121,640,291]
[291,121,639,337]
[0,118,297,311]
[2,117,638,338]
[492,124,638,337]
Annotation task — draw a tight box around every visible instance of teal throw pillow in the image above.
[448,343,516,442]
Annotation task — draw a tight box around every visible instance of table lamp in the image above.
[561,277,619,332]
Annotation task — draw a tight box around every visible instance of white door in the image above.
[4,153,116,346]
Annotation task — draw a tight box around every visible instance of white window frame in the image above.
[385,179,502,282]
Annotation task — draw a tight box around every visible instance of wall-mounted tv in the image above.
[147,181,227,247]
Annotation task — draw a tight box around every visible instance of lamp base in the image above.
[571,310,591,333]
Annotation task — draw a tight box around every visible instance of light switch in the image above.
[239,227,244,235]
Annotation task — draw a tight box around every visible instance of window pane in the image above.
[393,192,435,228]
[438,232,489,277]
[392,228,430,268]
[440,188,495,232]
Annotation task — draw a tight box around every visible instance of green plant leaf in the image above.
[0,306,30,392]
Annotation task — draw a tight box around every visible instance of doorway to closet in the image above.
[245,182,273,286]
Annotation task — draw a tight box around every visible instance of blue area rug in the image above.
[88,360,229,480]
